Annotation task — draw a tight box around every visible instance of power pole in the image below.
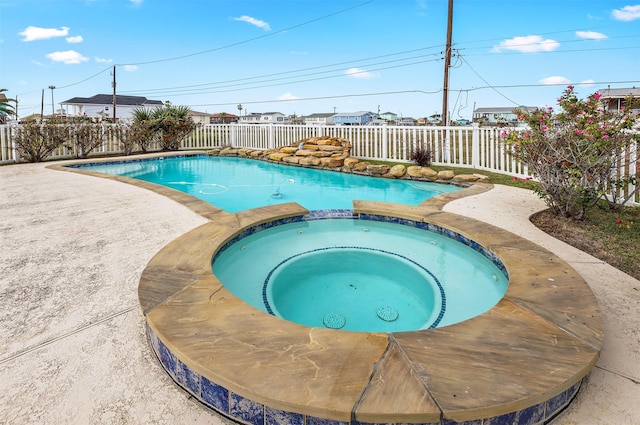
[48,85,56,116]
[40,89,44,121]
[441,0,454,126]
[112,65,117,122]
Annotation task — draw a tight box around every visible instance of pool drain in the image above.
[323,313,346,329]
[376,306,399,322]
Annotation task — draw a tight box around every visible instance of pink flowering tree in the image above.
[503,86,638,219]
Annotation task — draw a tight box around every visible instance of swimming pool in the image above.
[213,214,509,332]
[57,153,602,425]
[74,155,461,212]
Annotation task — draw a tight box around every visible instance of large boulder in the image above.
[453,174,481,183]
[421,167,439,180]
[269,152,291,162]
[299,156,321,166]
[368,164,390,175]
[437,170,455,180]
[344,157,359,169]
[353,161,370,172]
[406,165,423,178]
[389,164,406,178]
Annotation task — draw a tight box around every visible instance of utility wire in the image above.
[459,55,522,106]
[118,0,376,66]
[120,45,445,95]
[185,80,640,108]
[122,54,442,97]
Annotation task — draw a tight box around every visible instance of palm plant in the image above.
[129,107,158,152]
[1,89,17,123]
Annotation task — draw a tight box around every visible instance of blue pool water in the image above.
[213,216,509,332]
[77,155,460,212]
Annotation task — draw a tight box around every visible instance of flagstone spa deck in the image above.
[120,175,603,425]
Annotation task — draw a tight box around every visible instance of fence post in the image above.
[102,122,108,154]
[12,125,18,162]
[471,123,480,168]
[230,123,237,147]
[381,125,388,161]
[268,124,275,150]
[443,127,451,163]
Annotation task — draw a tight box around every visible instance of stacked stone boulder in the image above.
[206,137,488,185]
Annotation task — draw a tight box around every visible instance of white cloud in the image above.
[66,35,83,43]
[123,65,139,72]
[345,67,378,79]
[493,35,560,53]
[95,57,112,63]
[576,30,607,40]
[612,5,640,21]
[46,50,89,64]
[539,76,571,85]
[232,15,271,30]
[19,26,69,42]
[130,0,143,5]
[278,92,299,101]
[580,79,596,86]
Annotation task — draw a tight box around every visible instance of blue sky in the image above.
[1,0,639,121]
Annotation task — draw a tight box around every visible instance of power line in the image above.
[458,55,522,106]
[30,1,377,94]
[119,45,444,95]
[122,55,442,97]
[184,80,640,108]
[117,0,376,67]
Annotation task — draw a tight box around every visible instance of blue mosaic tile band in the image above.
[146,315,586,425]
[213,209,508,283]
[230,392,265,425]
[65,153,207,169]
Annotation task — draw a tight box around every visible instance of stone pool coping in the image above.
[53,153,604,424]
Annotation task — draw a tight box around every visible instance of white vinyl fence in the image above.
[1,123,638,205]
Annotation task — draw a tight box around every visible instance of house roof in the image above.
[474,107,537,114]
[334,111,374,117]
[306,113,335,118]
[61,94,163,106]
[211,113,239,118]
[597,87,640,98]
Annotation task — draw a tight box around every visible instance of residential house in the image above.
[303,113,335,125]
[239,112,290,124]
[597,87,640,114]
[188,110,212,125]
[472,106,538,127]
[61,94,163,121]
[210,113,239,124]
[378,112,397,123]
[333,111,376,126]
[397,117,415,126]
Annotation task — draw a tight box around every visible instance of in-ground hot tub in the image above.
[213,213,509,333]
[139,201,603,425]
